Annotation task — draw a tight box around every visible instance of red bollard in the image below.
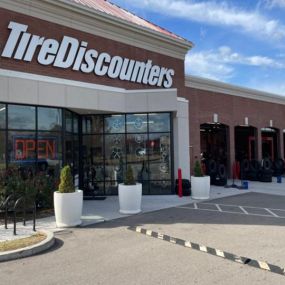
[178,168,182,198]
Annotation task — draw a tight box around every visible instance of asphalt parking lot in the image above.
[1,192,285,285]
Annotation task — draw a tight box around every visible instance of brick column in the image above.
[229,125,235,177]
[257,128,262,160]
[279,129,284,159]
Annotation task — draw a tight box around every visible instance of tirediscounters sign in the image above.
[1,21,175,88]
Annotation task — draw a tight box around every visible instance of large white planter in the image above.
[191,176,210,199]
[54,190,83,227]
[118,183,142,214]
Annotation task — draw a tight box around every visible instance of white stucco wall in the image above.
[0,69,177,114]
[173,97,190,180]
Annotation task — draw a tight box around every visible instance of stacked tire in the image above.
[240,159,250,180]
[273,158,284,177]
[248,160,261,181]
[206,160,227,186]
[259,158,273,182]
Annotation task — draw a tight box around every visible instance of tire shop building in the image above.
[0,0,284,197]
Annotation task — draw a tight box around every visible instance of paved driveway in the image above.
[1,192,285,285]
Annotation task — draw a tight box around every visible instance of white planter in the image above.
[191,176,210,199]
[54,190,83,227]
[118,183,142,214]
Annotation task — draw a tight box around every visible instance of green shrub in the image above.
[58,166,75,193]
[124,165,136,185]
[0,168,58,209]
[194,161,203,177]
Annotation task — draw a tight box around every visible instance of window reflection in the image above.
[104,115,125,133]
[0,104,6,129]
[126,114,147,133]
[82,116,103,134]
[105,134,125,189]
[8,105,36,130]
[38,107,62,131]
[73,114,79,134]
[148,134,171,180]
[0,131,5,169]
[38,132,62,174]
[149,113,170,132]
[65,110,73,133]
[8,131,36,168]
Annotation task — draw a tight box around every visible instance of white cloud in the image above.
[248,81,285,96]
[185,51,234,81]
[119,0,285,41]
[263,0,285,8]
[185,46,285,80]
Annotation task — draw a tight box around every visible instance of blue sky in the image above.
[111,0,285,96]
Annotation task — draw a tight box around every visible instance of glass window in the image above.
[0,131,5,170]
[82,135,104,181]
[149,180,172,194]
[148,133,171,180]
[149,113,170,132]
[73,114,79,134]
[126,134,147,163]
[37,132,62,173]
[8,105,36,130]
[65,110,73,133]
[82,116,103,134]
[65,136,73,164]
[0,104,6,129]
[8,131,36,168]
[104,115,125,133]
[105,134,125,184]
[126,114,147,133]
[38,107,62,131]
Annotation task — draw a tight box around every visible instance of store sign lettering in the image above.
[14,137,57,160]
[1,21,175,88]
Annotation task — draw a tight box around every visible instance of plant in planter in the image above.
[54,166,83,227]
[191,160,210,200]
[118,165,142,214]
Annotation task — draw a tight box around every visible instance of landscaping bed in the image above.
[0,232,47,252]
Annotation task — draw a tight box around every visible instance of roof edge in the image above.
[55,0,193,50]
[185,75,285,105]
[0,0,192,59]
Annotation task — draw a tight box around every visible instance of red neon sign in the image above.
[14,138,56,160]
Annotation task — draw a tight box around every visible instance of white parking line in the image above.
[201,202,285,212]
[239,206,249,215]
[215,204,222,212]
[177,203,285,219]
[265,208,279,218]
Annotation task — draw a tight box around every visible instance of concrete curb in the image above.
[0,230,55,262]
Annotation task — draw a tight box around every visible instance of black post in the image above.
[23,197,26,226]
[33,202,36,232]
[13,210,16,235]
[5,206,8,229]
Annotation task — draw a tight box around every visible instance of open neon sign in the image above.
[13,136,57,160]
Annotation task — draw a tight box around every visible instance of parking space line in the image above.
[194,203,198,209]
[239,206,249,214]
[177,205,284,218]
[265,208,279,218]
[201,202,285,212]
[129,226,285,277]
[215,204,222,212]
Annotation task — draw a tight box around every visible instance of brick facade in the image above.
[0,7,185,92]
[185,87,285,174]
